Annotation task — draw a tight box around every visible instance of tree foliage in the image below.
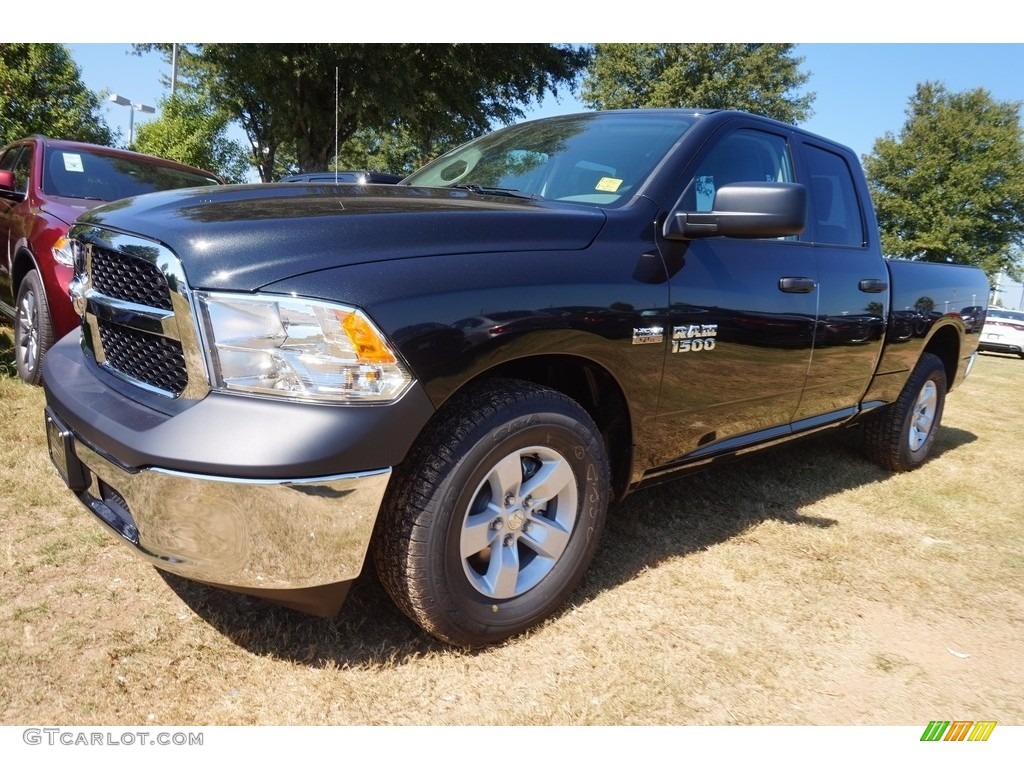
[581,44,814,124]
[140,44,589,181]
[0,43,113,146]
[132,94,251,183]
[864,82,1024,280]
[334,127,421,177]
[382,44,591,169]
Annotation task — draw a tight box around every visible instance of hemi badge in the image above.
[632,326,664,345]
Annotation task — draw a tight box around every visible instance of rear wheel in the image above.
[14,270,54,385]
[864,352,946,472]
[374,380,610,647]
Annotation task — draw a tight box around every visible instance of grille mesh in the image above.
[98,321,188,395]
[91,245,173,310]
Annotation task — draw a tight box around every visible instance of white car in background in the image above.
[979,307,1024,358]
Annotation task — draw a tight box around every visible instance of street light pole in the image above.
[109,94,156,147]
[171,44,178,97]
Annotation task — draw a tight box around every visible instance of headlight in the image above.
[53,235,75,267]
[196,292,413,403]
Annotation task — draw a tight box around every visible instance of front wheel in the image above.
[374,380,610,647]
[14,270,54,385]
[864,352,947,472]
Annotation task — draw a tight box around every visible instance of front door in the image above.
[649,126,818,472]
[0,145,32,312]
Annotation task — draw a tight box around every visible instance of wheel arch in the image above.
[11,242,40,294]
[433,354,634,502]
[922,323,961,393]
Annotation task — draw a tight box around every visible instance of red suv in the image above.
[0,136,222,383]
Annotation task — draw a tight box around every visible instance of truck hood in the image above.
[75,183,608,291]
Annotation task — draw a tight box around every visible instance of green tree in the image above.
[139,44,589,180]
[386,44,590,167]
[334,127,420,176]
[581,43,814,124]
[864,82,1024,280]
[133,94,251,182]
[0,43,114,146]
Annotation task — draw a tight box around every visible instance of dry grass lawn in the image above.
[1,325,1021,726]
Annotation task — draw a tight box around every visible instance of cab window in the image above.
[803,144,865,247]
[688,129,794,211]
[0,146,31,194]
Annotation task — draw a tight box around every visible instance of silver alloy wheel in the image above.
[460,446,578,599]
[908,380,938,451]
[16,285,40,375]
[374,380,610,646]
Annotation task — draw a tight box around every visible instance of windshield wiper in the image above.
[452,184,538,200]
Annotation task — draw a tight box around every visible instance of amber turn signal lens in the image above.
[341,311,398,364]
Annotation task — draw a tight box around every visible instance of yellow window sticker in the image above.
[63,153,85,173]
[596,177,623,192]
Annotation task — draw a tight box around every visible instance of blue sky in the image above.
[69,43,1024,168]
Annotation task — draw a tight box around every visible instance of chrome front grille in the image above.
[69,224,211,400]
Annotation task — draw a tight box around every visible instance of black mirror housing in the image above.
[665,182,807,240]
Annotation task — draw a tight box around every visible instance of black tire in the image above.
[864,352,947,472]
[374,380,610,647]
[14,270,54,386]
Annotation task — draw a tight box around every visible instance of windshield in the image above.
[403,112,699,208]
[42,147,220,201]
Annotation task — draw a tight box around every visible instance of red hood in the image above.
[39,195,110,226]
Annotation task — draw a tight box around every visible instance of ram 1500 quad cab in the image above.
[42,110,990,647]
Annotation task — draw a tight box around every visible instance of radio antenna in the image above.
[334,66,339,183]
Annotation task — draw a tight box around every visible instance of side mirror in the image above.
[0,169,16,194]
[664,182,807,240]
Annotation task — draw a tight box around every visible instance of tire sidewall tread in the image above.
[374,379,610,647]
[864,352,947,472]
[14,269,54,386]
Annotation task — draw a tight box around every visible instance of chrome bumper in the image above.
[46,408,390,592]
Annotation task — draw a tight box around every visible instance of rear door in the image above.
[0,144,32,312]
[790,139,887,423]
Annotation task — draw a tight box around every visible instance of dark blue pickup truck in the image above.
[42,110,990,647]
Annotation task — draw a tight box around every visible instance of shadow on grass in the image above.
[161,422,978,668]
[160,568,444,662]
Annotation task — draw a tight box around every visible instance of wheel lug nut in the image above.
[504,493,516,507]
[503,534,514,547]
[491,518,504,531]
[523,495,533,508]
